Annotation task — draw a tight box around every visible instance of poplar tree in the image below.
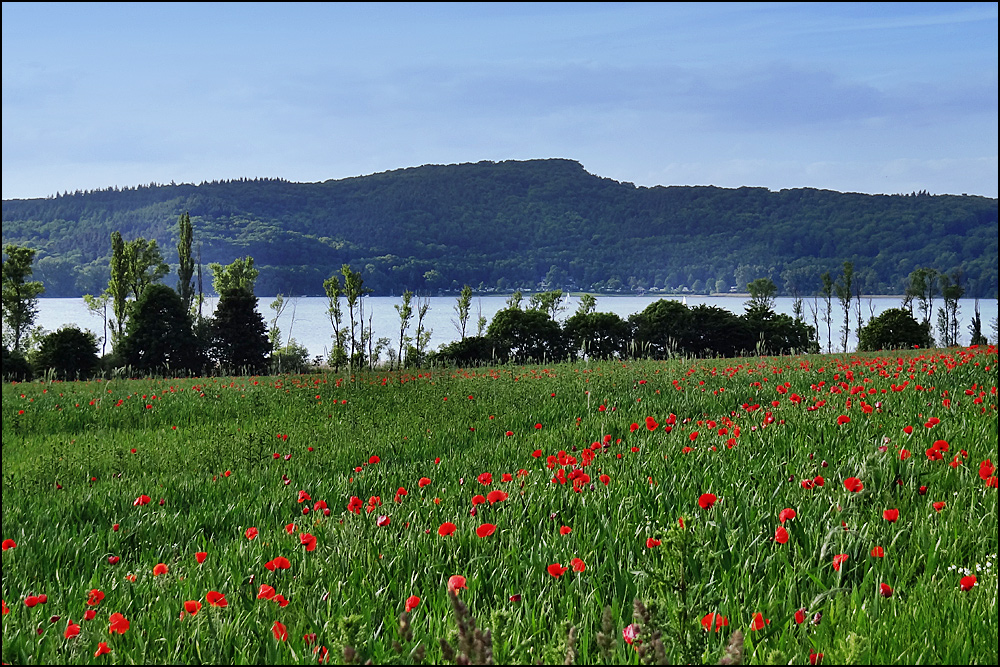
[176,212,195,312]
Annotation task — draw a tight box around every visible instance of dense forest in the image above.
[2,159,997,298]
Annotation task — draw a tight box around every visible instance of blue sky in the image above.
[3,2,997,200]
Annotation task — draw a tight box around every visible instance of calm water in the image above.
[34,295,998,362]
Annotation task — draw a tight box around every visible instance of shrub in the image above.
[32,326,100,380]
[858,308,932,351]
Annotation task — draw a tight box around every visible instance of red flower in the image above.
[932,501,946,512]
[438,522,457,536]
[184,600,202,616]
[750,612,769,631]
[272,621,288,641]
[64,619,81,639]
[1,539,15,550]
[245,527,258,540]
[418,477,432,488]
[298,490,312,503]
[133,495,151,506]
[871,546,885,558]
[623,623,639,644]
[560,526,572,536]
[645,416,658,431]
[570,557,586,573]
[883,509,899,522]
[471,494,486,506]
[109,612,129,634]
[979,460,995,481]
[153,563,169,576]
[257,585,276,600]
[599,474,610,486]
[300,533,318,550]
[701,612,729,632]
[547,563,568,577]
[775,526,789,544]
[534,423,543,430]
[531,449,542,458]
[476,523,496,538]
[94,641,111,657]
[265,556,292,571]
[84,609,96,621]
[794,608,806,624]
[347,496,363,514]
[448,575,467,592]
[879,583,893,598]
[960,575,977,591]
[368,455,380,465]
[836,415,850,425]
[779,508,796,523]
[646,537,661,548]
[206,591,228,607]
[477,472,493,486]
[698,493,717,509]
[86,589,105,606]
[843,477,864,493]
[832,554,849,571]
[810,650,824,665]
[486,490,508,504]
[376,516,390,527]
[405,595,420,612]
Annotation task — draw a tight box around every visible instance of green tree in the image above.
[629,299,691,359]
[82,292,111,357]
[2,244,45,352]
[834,262,854,353]
[339,264,371,366]
[394,290,414,369]
[323,274,347,370]
[969,299,988,346]
[819,271,834,354]
[106,233,170,348]
[563,310,630,360]
[746,278,777,312]
[858,308,931,351]
[176,212,195,312]
[107,231,130,346]
[576,294,597,317]
[209,256,258,296]
[487,307,566,364]
[210,290,269,375]
[527,289,567,320]
[117,284,203,375]
[454,285,473,340]
[33,326,100,380]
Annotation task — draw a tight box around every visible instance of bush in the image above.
[430,336,498,366]
[33,326,100,380]
[2,346,33,381]
[858,308,932,351]
[270,339,311,374]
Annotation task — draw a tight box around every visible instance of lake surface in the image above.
[34,294,998,362]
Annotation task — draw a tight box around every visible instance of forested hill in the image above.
[2,158,997,298]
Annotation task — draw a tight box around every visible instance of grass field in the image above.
[2,347,997,664]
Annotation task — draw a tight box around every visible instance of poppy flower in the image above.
[534,423,543,430]
[698,493,717,509]
[750,612,769,631]
[25,595,41,607]
[84,609,97,621]
[832,554,849,571]
[547,563,568,578]
[184,600,202,616]
[779,508,796,523]
[404,594,420,612]
[571,557,586,573]
[64,619,81,639]
[477,472,493,486]
[376,516,390,527]
[257,585,276,600]
[108,555,121,565]
[418,477,432,488]
[810,650,824,665]
[347,496,363,514]
[646,537,661,548]
[1,600,8,615]
[560,526,572,536]
[300,533,318,550]
[109,612,129,634]
[447,575,467,592]
[883,509,899,522]
[836,415,850,425]
[298,490,312,503]
[794,608,806,624]
[87,589,105,606]
[153,563,169,576]
[775,526,790,544]
[701,613,729,632]
[476,523,497,538]
[599,474,610,486]
[932,502,946,512]
[438,522,457,536]
[879,583,893,598]
[531,449,542,458]
[265,556,292,571]
[844,477,864,493]
[471,494,486,506]
[623,623,639,644]
[272,621,288,641]
[195,551,207,564]
[94,641,111,657]
[960,575,977,591]
[245,527,258,540]
[486,490,508,504]
[871,546,885,558]
[133,495,151,506]
[1,539,15,550]
[206,591,228,607]
[368,455,380,465]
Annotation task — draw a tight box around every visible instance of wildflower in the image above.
[418,477,432,488]
[832,554,849,571]
[195,551,207,564]
[960,575,977,591]
[698,493,717,509]
[447,575,467,592]
[184,600,202,616]
[560,526,572,536]
[486,490,508,504]
[477,472,493,485]
[87,589,105,606]
[883,509,899,522]
[646,537,661,548]
[266,556,292,571]
[471,494,486,506]
[843,477,864,493]
[300,533,318,550]
[109,612,129,634]
[775,526,790,544]
[438,522,457,536]
[879,583,893,598]
[206,591,228,607]
[272,621,288,641]
[1,539,15,550]
[257,585,276,600]
[64,619,81,639]
[794,608,806,624]
[347,496,363,514]
[376,516,390,528]
[245,527,259,540]
[153,563,168,576]
[750,612,769,631]
[779,508,796,523]
[133,495,151,506]
[871,546,885,558]
[701,613,729,631]
[547,563,568,578]
[623,623,640,644]
[94,642,111,657]
[932,502,946,512]
[571,557,586,572]
[476,523,496,538]
[809,650,824,665]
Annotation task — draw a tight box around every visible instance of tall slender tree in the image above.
[2,244,45,352]
[834,262,854,353]
[323,273,346,370]
[176,212,195,313]
[394,289,414,369]
[454,284,473,340]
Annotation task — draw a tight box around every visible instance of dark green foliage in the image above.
[630,299,692,358]
[33,326,99,380]
[117,284,203,375]
[176,212,195,311]
[563,311,631,359]
[2,244,45,351]
[487,308,568,364]
[210,290,270,375]
[2,346,33,381]
[3,160,996,297]
[858,308,932,351]
[429,336,497,366]
[687,305,755,357]
[743,305,817,355]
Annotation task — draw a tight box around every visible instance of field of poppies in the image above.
[2,346,998,665]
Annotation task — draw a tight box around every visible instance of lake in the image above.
[33,294,998,362]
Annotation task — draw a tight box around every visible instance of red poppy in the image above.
[534,423,543,430]
[1,539,15,550]
[932,501,946,512]
[347,496,363,514]
[109,612,129,634]
[779,508,796,523]
[871,546,885,558]
[184,600,202,616]
[979,460,995,481]
[300,533,318,550]
[84,609,96,621]
[547,563,568,577]
[698,493,717,509]
[477,472,493,486]
[810,650,824,665]
[879,583,893,598]
[559,526,572,536]
[903,425,913,435]
[133,495,151,506]
[487,490,508,504]
[405,595,420,612]
[245,527,258,540]
[599,474,611,486]
[191,550,207,564]
[272,621,288,642]
[376,516,390,528]
[368,455,380,465]
[960,575,977,591]
[531,449,542,458]
[883,509,899,522]
[843,477,864,493]
[646,537,661,548]
[509,594,522,602]
[153,563,169,576]
[775,526,789,544]
[476,523,496,538]
[623,623,639,644]
[571,557,586,572]
[832,554,849,571]
[448,575,467,592]
[94,641,111,657]
[750,612,769,631]
[265,556,292,571]
[438,522,457,536]
[274,594,290,608]
[701,612,729,632]
[257,585,276,600]
[206,591,228,607]
[471,494,486,506]
[64,619,81,639]
[645,416,658,431]
[794,608,806,624]
[86,589,105,606]
[418,477,432,488]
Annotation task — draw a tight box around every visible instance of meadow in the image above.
[1,347,997,665]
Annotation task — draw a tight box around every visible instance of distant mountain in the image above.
[2,158,997,298]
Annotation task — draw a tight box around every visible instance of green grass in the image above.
[2,349,998,664]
